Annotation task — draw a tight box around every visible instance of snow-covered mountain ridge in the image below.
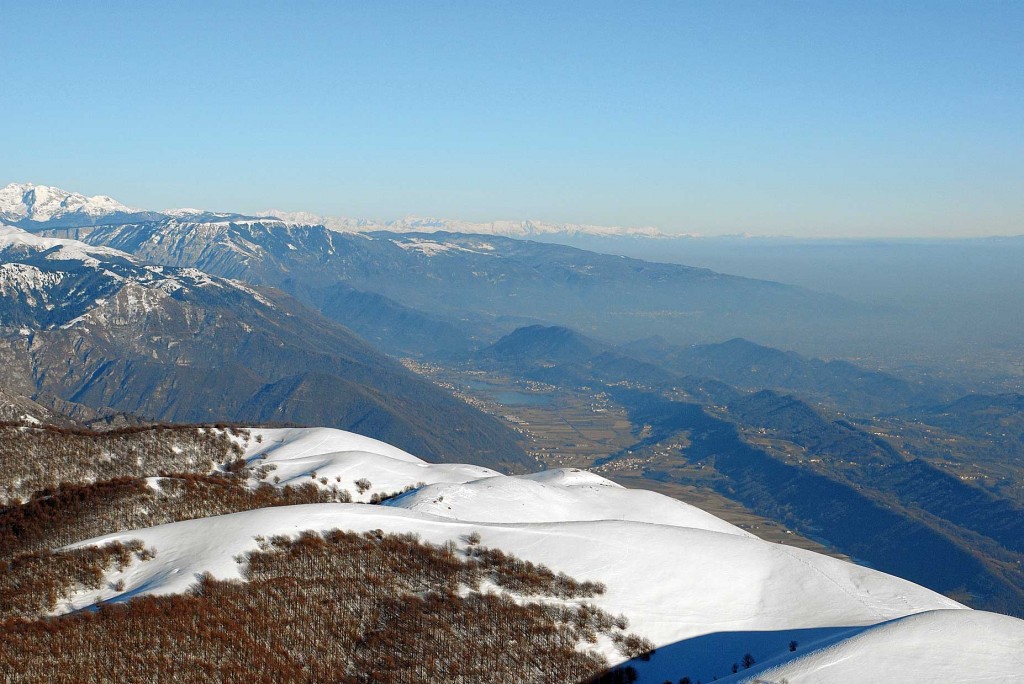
[261,210,671,238]
[1,182,669,237]
[60,426,1024,683]
[0,225,273,330]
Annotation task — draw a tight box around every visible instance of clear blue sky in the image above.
[2,1,1021,237]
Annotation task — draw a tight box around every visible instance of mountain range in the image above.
[1,182,666,238]
[3,181,1024,680]
[44,220,861,353]
[4,182,877,354]
[0,226,529,470]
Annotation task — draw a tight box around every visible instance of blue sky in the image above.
[2,1,1021,237]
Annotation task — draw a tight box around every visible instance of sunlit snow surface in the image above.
[65,427,1023,682]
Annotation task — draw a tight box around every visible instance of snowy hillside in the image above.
[725,609,1024,683]
[55,426,1023,683]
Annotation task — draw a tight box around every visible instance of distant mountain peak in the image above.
[481,325,607,365]
[0,182,136,223]
[0,182,164,230]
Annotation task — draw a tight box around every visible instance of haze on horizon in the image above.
[2,1,1021,238]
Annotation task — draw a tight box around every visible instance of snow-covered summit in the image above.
[388,469,751,535]
[0,182,137,224]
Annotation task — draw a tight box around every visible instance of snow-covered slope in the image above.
[389,469,750,536]
[59,426,1024,682]
[727,609,1024,684]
